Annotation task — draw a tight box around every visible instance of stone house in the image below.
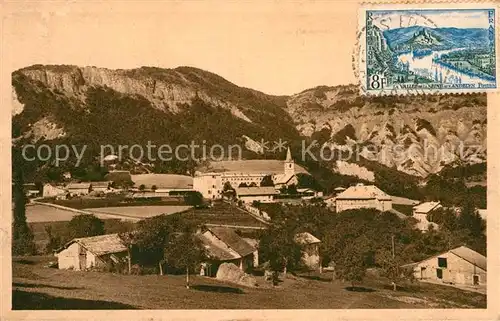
[335,183,392,212]
[294,232,321,270]
[402,246,486,288]
[55,234,129,271]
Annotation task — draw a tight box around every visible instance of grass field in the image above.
[44,197,186,210]
[85,206,192,220]
[29,219,136,253]
[171,202,268,229]
[12,256,486,309]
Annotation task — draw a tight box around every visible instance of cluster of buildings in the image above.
[38,148,488,290]
[41,181,112,199]
[193,148,322,203]
[54,228,322,276]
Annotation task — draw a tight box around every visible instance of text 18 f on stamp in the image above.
[358,5,498,95]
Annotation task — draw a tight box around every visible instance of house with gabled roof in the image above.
[335,183,392,213]
[197,227,257,276]
[55,234,129,271]
[402,246,486,288]
[294,232,321,270]
[412,201,442,231]
[66,182,91,196]
[234,186,279,203]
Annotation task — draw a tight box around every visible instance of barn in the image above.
[402,246,486,288]
[55,234,129,271]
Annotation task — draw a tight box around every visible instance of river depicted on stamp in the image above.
[358,5,498,95]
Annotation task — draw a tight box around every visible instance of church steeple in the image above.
[286,147,293,162]
[284,147,295,176]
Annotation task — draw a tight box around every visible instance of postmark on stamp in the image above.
[358,4,499,95]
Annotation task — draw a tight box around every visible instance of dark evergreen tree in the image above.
[12,147,35,255]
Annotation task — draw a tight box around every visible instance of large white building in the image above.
[193,148,307,199]
[335,184,392,213]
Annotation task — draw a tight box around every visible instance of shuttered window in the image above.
[438,257,447,268]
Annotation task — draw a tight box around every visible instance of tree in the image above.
[260,175,274,187]
[184,191,203,206]
[151,185,158,192]
[223,181,233,192]
[139,184,146,192]
[44,225,62,254]
[222,181,235,199]
[287,184,297,195]
[67,214,105,240]
[375,248,400,290]
[163,229,206,289]
[335,238,369,287]
[258,223,302,280]
[457,201,484,237]
[427,208,458,231]
[12,148,35,255]
[238,182,248,187]
[248,182,257,187]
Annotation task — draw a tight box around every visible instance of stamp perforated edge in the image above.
[355,0,500,96]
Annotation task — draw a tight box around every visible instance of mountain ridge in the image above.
[383,26,490,52]
[12,64,486,182]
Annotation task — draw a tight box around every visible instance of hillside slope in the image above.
[285,85,486,177]
[12,65,486,183]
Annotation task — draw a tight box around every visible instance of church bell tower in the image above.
[284,147,295,176]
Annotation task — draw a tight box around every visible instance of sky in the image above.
[372,9,492,30]
[3,1,360,95]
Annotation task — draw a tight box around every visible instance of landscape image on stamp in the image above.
[366,9,496,91]
[10,3,487,310]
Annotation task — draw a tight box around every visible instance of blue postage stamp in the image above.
[358,5,499,95]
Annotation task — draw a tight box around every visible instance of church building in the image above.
[193,148,304,199]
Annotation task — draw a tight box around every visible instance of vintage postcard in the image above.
[1,0,499,320]
[358,4,499,95]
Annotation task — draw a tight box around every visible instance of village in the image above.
[12,147,487,309]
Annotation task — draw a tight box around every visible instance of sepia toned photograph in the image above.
[2,0,497,316]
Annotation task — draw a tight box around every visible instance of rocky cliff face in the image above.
[12,65,486,178]
[285,85,487,177]
[16,65,275,121]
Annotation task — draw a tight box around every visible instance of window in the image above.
[436,269,443,279]
[437,257,447,268]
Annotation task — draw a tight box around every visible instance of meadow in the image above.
[12,256,487,309]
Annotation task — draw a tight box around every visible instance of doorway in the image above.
[420,267,426,279]
[473,274,480,285]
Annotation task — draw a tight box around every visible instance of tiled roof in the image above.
[404,246,487,271]
[66,182,91,189]
[413,201,442,214]
[207,227,256,257]
[273,173,295,185]
[335,184,391,201]
[197,233,240,261]
[450,246,487,271]
[57,233,127,256]
[91,181,110,188]
[235,186,279,196]
[294,232,321,245]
